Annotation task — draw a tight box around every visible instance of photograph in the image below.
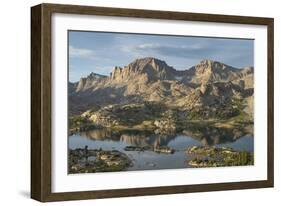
[68,31,254,174]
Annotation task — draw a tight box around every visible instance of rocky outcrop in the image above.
[75,72,106,92]
[69,147,132,173]
[186,146,254,167]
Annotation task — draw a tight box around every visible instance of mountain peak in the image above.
[195,59,238,72]
[198,59,227,69]
[136,57,165,62]
[199,59,214,65]
[110,57,176,82]
[87,72,106,79]
[189,59,246,85]
[129,57,168,69]
[75,72,106,92]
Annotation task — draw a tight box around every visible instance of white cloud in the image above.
[137,43,160,49]
[129,43,205,51]
[69,45,95,59]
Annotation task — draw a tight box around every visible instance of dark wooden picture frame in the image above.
[31,3,274,202]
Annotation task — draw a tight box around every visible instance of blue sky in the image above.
[69,31,254,82]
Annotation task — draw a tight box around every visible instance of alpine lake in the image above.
[68,124,254,173]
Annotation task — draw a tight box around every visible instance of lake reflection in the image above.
[69,125,253,171]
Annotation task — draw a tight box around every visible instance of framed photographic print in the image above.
[31,3,274,202]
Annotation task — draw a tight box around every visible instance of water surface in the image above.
[69,126,254,171]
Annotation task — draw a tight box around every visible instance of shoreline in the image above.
[69,119,254,136]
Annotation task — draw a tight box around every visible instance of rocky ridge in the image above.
[69,57,254,130]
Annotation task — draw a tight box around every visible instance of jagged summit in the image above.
[196,59,237,71]
[186,59,244,85]
[76,72,106,92]
[110,57,177,82]
[129,57,169,68]
[87,72,106,79]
